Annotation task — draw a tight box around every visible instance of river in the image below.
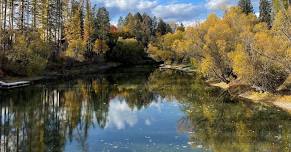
[0,66,291,152]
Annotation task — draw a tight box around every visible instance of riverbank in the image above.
[210,81,291,113]
[0,62,122,89]
[0,61,162,89]
[160,64,291,113]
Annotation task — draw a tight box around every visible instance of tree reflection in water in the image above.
[173,79,291,151]
[0,67,290,152]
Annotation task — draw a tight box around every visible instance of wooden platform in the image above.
[159,64,196,73]
[0,81,30,89]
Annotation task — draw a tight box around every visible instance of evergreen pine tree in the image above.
[259,0,272,28]
[117,17,124,31]
[156,19,167,35]
[84,0,94,52]
[95,7,110,41]
[133,12,143,42]
[238,0,254,14]
[141,14,154,46]
[176,23,185,32]
[65,0,82,42]
[123,13,135,35]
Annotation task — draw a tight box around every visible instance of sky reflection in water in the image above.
[1,66,291,152]
[65,97,196,152]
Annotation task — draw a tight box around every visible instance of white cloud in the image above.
[137,1,158,10]
[183,19,206,27]
[95,0,260,24]
[206,0,232,10]
[98,0,158,11]
[152,3,200,22]
[206,0,260,11]
[95,0,203,23]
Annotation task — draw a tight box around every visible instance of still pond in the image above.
[0,66,291,152]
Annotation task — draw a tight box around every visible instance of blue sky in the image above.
[93,0,260,25]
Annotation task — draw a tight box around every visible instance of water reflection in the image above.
[107,99,138,130]
[0,66,291,152]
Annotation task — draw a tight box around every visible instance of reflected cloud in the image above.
[145,119,151,126]
[149,101,162,112]
[106,98,138,130]
[106,97,166,129]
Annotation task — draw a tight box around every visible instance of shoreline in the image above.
[0,62,122,89]
[2,63,291,114]
[160,64,291,114]
[210,82,291,113]
[0,62,161,89]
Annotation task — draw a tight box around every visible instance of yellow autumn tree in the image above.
[148,31,185,64]
[272,7,291,73]
[66,39,86,61]
[147,6,290,91]
[229,44,255,83]
[6,32,50,76]
[93,39,109,55]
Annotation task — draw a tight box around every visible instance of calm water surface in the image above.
[0,66,291,152]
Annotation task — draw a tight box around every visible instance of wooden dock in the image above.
[0,81,30,89]
[159,64,196,73]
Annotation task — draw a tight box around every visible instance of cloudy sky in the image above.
[94,0,260,25]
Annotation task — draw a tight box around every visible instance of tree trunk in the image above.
[20,0,24,31]
[9,0,14,48]
[1,0,7,68]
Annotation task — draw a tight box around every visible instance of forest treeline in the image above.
[0,0,173,75]
[0,0,290,92]
[148,0,291,91]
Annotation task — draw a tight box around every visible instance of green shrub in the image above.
[65,39,86,61]
[5,32,50,76]
[107,38,146,64]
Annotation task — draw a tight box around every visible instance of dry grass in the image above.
[210,80,291,113]
[240,91,291,113]
[240,91,271,101]
[277,75,291,91]
[210,82,230,90]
